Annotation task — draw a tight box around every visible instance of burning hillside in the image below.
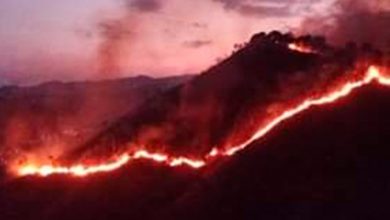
[2,0,390,219]
[164,83,390,220]
[1,28,390,220]
[8,31,390,178]
[0,75,193,174]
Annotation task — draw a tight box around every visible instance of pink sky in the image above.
[0,0,333,85]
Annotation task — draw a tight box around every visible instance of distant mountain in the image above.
[0,75,194,157]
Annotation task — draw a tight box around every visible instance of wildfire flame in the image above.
[288,43,316,54]
[14,66,390,178]
[18,150,205,177]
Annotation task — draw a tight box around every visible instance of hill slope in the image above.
[162,84,390,219]
[74,32,383,160]
[0,75,193,161]
[1,83,390,220]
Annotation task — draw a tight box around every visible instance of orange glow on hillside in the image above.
[288,43,316,54]
[17,150,205,177]
[14,66,390,178]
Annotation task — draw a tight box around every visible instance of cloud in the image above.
[183,40,213,48]
[238,4,291,17]
[213,0,294,17]
[125,0,163,12]
[214,0,241,9]
[191,22,208,29]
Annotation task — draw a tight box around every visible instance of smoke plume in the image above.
[96,0,165,77]
[299,0,390,50]
[299,0,390,51]
[97,18,135,77]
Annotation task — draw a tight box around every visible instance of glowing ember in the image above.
[288,43,316,54]
[14,66,390,178]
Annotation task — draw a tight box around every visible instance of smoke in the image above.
[96,0,165,77]
[299,0,390,51]
[97,16,135,77]
[0,0,158,166]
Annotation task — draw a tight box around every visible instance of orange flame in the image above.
[17,150,205,177]
[210,66,390,157]
[18,154,131,177]
[288,43,316,54]
[14,66,390,178]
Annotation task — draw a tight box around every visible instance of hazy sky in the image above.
[0,0,333,85]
